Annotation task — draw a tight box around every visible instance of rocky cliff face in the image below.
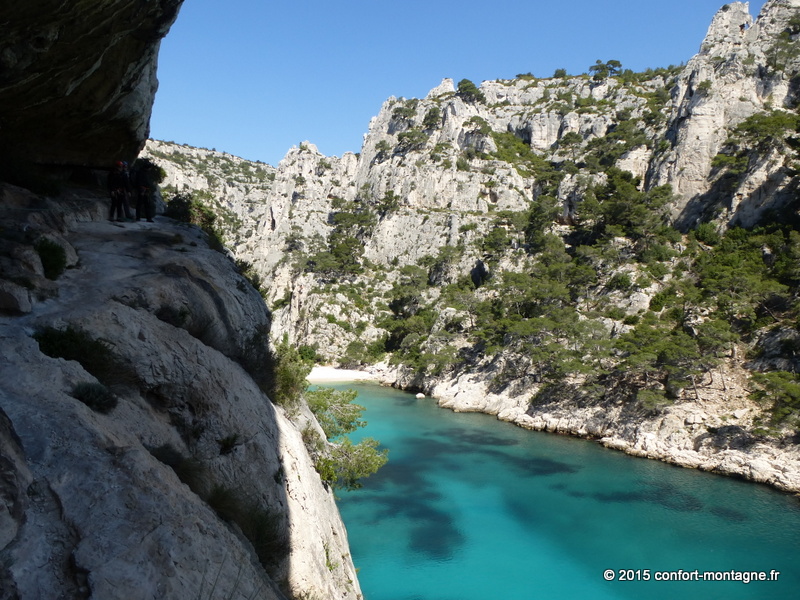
[653,0,800,227]
[0,188,361,599]
[0,0,183,168]
[148,0,800,354]
[145,0,800,494]
[0,3,373,599]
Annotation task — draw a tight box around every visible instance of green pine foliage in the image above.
[305,386,389,490]
[149,57,800,437]
[306,199,377,278]
[306,387,365,439]
[165,191,226,252]
[456,79,486,104]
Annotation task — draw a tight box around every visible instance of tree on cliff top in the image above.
[589,59,622,80]
[457,78,486,104]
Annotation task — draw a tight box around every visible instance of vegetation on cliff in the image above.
[145,4,800,447]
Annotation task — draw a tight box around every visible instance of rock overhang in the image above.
[0,0,184,171]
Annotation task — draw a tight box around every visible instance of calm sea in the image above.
[332,383,800,600]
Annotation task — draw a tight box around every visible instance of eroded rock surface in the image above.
[0,196,360,600]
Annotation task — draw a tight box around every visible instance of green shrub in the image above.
[750,371,800,426]
[637,388,670,412]
[316,438,388,491]
[397,128,428,152]
[693,222,722,246]
[391,99,418,120]
[306,387,365,439]
[606,306,627,320]
[466,116,492,135]
[34,238,67,280]
[589,59,622,80]
[711,152,748,175]
[216,433,241,455]
[271,291,292,311]
[696,80,712,96]
[456,79,486,104]
[165,192,225,252]
[732,110,800,150]
[607,272,633,291]
[375,139,392,159]
[422,106,442,129]
[235,259,267,298]
[71,381,117,413]
[267,335,311,411]
[298,344,320,363]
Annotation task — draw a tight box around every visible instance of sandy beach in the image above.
[307,366,381,383]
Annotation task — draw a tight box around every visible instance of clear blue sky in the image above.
[150,0,767,166]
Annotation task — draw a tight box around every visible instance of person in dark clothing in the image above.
[132,159,157,222]
[107,160,133,221]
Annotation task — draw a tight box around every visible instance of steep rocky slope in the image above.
[0,186,361,599]
[146,0,800,493]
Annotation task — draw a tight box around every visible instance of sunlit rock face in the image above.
[651,0,800,227]
[0,0,183,168]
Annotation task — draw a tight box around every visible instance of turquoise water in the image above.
[333,383,800,600]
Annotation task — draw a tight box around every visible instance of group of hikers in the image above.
[107,159,158,222]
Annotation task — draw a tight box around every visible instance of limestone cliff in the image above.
[0,2,370,598]
[0,0,183,168]
[0,187,361,599]
[147,0,800,356]
[145,0,800,494]
[653,0,800,227]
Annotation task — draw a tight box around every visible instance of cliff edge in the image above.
[0,186,361,599]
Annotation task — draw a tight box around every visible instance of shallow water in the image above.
[333,383,800,600]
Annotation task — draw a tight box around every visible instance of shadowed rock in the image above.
[0,0,184,168]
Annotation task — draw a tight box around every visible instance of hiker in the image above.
[132,159,157,222]
[107,160,133,221]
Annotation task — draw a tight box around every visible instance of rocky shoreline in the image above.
[351,362,800,496]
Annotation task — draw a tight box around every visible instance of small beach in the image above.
[307,366,380,383]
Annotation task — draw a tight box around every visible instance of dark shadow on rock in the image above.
[674,165,798,232]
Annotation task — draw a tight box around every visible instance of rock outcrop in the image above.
[653,0,800,227]
[0,0,183,168]
[147,0,799,361]
[0,190,361,599]
[149,0,800,297]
